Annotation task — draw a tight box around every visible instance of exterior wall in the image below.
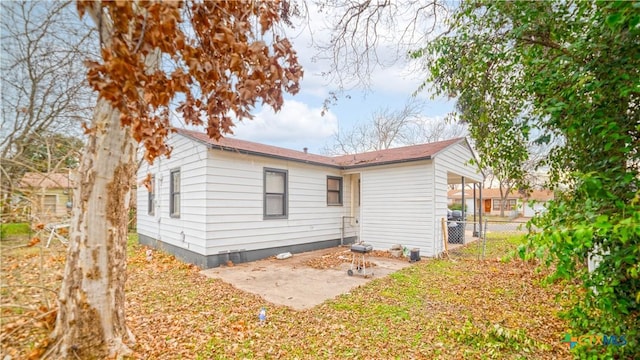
[137,135,483,266]
[203,150,352,257]
[137,133,356,268]
[22,188,71,222]
[435,142,484,182]
[433,142,484,254]
[358,161,434,255]
[137,133,210,256]
[433,161,450,255]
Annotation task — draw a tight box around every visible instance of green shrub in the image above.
[449,203,467,212]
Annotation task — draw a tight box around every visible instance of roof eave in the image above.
[341,156,433,169]
[178,131,467,171]
[211,144,342,169]
[177,131,338,168]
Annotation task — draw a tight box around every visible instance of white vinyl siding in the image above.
[432,141,484,255]
[137,133,483,263]
[359,161,434,254]
[137,134,208,253]
[204,151,350,255]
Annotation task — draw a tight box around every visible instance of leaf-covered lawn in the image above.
[1,234,570,359]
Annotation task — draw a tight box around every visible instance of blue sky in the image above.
[230,5,457,154]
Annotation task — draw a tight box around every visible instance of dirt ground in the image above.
[201,246,413,310]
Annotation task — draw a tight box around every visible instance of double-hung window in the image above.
[148,175,155,215]
[43,195,57,214]
[264,168,287,218]
[327,176,343,205]
[492,198,517,211]
[170,169,180,217]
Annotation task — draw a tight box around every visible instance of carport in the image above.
[447,171,485,245]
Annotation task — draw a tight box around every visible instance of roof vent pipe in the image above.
[303,147,308,154]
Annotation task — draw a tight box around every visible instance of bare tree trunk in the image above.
[499,187,506,217]
[44,98,136,359]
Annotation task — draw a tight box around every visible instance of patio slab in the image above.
[200,247,412,310]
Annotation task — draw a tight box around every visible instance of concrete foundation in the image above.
[138,233,358,269]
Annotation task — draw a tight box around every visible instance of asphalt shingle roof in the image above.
[19,172,72,189]
[177,128,464,169]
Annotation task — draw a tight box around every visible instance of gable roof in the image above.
[332,138,464,168]
[448,188,554,201]
[176,128,466,169]
[178,128,337,167]
[19,172,72,189]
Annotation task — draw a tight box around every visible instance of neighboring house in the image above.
[137,129,484,268]
[18,172,74,222]
[448,188,554,217]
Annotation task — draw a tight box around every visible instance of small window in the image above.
[148,175,155,216]
[43,194,56,214]
[327,176,343,206]
[493,198,517,210]
[264,168,287,218]
[170,169,180,217]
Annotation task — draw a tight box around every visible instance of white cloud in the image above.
[369,62,426,95]
[231,99,338,152]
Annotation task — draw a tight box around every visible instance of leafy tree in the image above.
[43,1,302,358]
[5,132,83,174]
[421,0,639,357]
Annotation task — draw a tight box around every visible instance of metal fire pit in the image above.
[348,243,373,277]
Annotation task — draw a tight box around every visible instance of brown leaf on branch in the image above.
[79,0,302,165]
[27,237,41,247]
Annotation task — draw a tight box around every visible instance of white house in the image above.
[136,129,483,268]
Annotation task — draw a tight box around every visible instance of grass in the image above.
[1,233,570,359]
[452,233,526,261]
[0,222,31,239]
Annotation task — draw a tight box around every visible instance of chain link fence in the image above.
[444,219,530,260]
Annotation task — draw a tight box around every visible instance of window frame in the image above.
[148,175,155,216]
[492,198,517,211]
[263,168,288,219]
[492,199,501,210]
[43,194,57,214]
[326,176,343,206]
[169,169,180,218]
